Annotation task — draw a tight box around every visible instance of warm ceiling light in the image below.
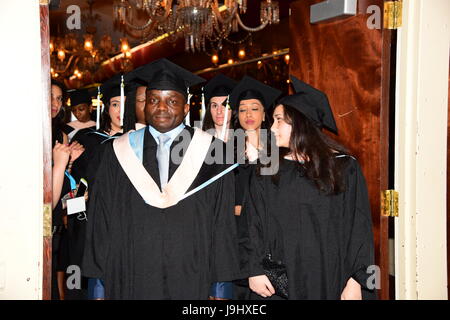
[125,51,132,58]
[84,40,93,51]
[257,60,262,65]
[238,49,245,59]
[211,54,219,64]
[284,54,290,63]
[57,50,65,61]
[120,38,130,53]
[227,59,234,65]
[49,42,54,53]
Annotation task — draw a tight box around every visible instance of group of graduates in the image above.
[50,58,376,300]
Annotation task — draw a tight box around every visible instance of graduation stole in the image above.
[113,126,213,208]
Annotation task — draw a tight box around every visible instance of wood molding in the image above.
[40,3,52,301]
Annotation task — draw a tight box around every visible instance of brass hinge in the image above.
[381,190,399,217]
[43,203,52,237]
[384,1,403,29]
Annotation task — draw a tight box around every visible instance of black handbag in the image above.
[262,252,289,299]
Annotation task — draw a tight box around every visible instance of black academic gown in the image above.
[233,163,256,299]
[64,129,122,299]
[242,157,376,300]
[67,129,123,266]
[82,126,242,299]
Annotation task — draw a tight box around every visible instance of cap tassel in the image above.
[200,87,206,128]
[120,75,125,127]
[220,95,230,141]
[185,87,192,126]
[96,86,101,130]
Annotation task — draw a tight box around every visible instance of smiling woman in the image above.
[243,77,376,300]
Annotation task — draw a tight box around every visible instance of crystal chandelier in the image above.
[113,0,280,52]
[50,33,132,83]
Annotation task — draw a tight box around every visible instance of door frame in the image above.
[41,0,53,300]
[394,0,449,300]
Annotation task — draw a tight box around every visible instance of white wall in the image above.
[395,0,450,300]
[0,0,45,299]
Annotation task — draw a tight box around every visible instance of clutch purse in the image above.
[262,253,289,299]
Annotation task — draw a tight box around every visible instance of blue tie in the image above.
[157,134,171,189]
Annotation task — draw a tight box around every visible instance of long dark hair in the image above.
[201,103,215,131]
[123,85,137,133]
[99,100,113,134]
[51,80,67,146]
[277,104,350,194]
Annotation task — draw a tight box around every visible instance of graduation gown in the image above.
[233,163,256,299]
[67,129,122,267]
[82,126,242,299]
[242,157,376,300]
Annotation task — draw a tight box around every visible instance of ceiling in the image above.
[49,0,294,87]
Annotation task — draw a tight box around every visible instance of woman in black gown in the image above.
[67,75,131,299]
[244,77,376,300]
[200,74,238,299]
[51,79,85,299]
[228,76,281,299]
[230,76,281,217]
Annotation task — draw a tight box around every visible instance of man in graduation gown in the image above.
[82,59,242,299]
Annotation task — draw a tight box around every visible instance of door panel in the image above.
[289,0,392,299]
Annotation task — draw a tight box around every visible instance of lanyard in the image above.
[65,170,77,191]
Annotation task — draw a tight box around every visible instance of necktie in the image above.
[157,134,171,189]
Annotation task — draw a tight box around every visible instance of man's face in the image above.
[145,89,189,133]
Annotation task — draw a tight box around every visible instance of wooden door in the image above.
[289,0,393,299]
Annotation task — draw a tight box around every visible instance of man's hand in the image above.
[341,277,362,300]
[249,275,275,298]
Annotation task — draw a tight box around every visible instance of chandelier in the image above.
[113,0,280,52]
[50,0,134,84]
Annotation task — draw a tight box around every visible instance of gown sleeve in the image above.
[209,166,242,283]
[242,170,267,278]
[343,159,377,298]
[81,147,112,281]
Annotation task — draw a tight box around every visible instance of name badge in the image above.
[67,197,86,215]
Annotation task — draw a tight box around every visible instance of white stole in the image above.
[113,127,213,208]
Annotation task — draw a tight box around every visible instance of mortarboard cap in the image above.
[132,58,205,99]
[68,88,91,107]
[100,73,135,103]
[279,75,338,134]
[229,76,281,111]
[204,74,237,104]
